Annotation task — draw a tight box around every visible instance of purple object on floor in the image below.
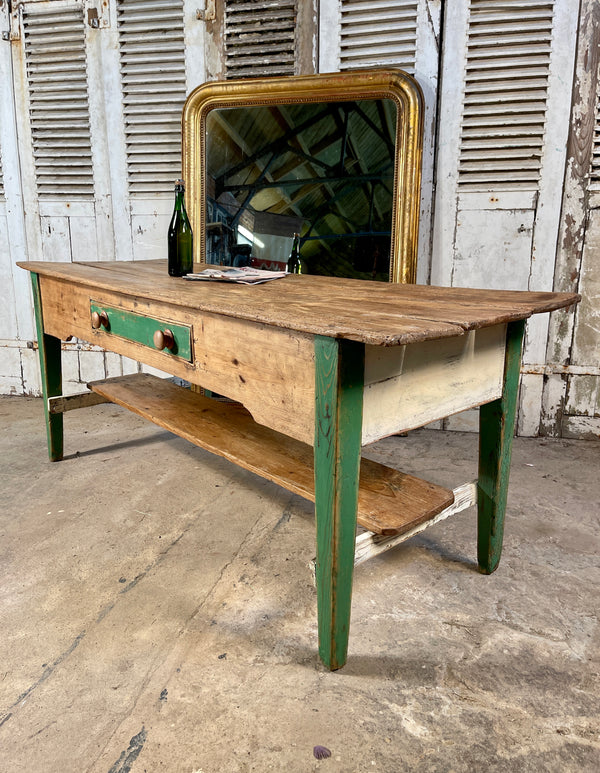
[313,745,332,760]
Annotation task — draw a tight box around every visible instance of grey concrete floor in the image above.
[0,395,598,773]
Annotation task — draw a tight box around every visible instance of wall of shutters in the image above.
[0,0,597,437]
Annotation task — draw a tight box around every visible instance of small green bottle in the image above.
[168,179,193,277]
[287,233,302,274]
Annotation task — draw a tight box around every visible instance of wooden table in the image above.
[19,259,579,670]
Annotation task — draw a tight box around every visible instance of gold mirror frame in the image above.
[182,69,423,283]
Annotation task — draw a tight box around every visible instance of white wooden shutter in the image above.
[339,0,418,71]
[224,0,296,78]
[458,0,554,190]
[22,1,94,199]
[433,0,578,436]
[116,0,187,195]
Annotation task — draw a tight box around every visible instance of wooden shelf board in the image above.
[88,373,454,536]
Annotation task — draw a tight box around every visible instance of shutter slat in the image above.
[23,3,94,200]
[117,0,186,195]
[458,0,555,190]
[224,0,296,79]
[340,0,418,72]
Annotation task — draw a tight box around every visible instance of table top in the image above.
[20,259,580,347]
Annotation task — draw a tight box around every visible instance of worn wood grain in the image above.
[87,373,454,537]
[18,260,580,347]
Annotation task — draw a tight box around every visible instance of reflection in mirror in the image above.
[205,99,397,281]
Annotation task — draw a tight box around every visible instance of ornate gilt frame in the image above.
[182,69,423,283]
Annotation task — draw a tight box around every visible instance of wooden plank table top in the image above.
[19,259,580,347]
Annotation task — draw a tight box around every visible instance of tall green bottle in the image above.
[168,179,193,277]
[287,232,302,274]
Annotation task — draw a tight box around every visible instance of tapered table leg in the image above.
[477,319,525,574]
[31,273,63,462]
[313,336,364,670]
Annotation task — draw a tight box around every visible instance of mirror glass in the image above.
[205,99,397,281]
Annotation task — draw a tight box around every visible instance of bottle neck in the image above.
[174,187,185,210]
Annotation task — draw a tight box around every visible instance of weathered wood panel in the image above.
[362,325,506,443]
[88,372,454,536]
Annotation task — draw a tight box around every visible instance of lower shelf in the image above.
[88,374,454,536]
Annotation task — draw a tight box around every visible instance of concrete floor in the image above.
[0,395,598,773]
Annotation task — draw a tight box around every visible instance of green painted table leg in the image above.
[477,319,526,574]
[314,336,364,670]
[31,273,63,462]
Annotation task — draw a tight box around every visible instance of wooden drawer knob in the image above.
[91,310,109,329]
[153,328,175,351]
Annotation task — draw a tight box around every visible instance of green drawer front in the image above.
[90,303,192,361]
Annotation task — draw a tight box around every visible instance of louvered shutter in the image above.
[224,0,297,78]
[339,0,418,71]
[458,0,554,190]
[22,1,94,199]
[590,85,600,189]
[116,0,187,195]
[433,0,578,436]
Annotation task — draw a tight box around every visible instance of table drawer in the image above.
[90,302,192,362]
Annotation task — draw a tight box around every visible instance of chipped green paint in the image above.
[314,335,364,670]
[31,273,63,462]
[89,303,192,361]
[478,319,526,574]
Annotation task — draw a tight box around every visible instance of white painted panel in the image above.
[105,351,124,379]
[451,209,534,290]
[0,346,22,395]
[121,356,140,376]
[40,216,71,262]
[20,346,41,395]
[571,209,600,367]
[131,214,169,260]
[362,324,506,443]
[79,350,106,383]
[69,216,99,261]
[561,415,600,440]
[517,372,542,437]
[61,347,80,383]
[0,215,18,340]
[565,374,599,418]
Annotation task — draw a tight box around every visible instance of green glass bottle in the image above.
[168,179,193,277]
[287,232,302,274]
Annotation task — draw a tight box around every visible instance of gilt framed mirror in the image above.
[182,69,423,283]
